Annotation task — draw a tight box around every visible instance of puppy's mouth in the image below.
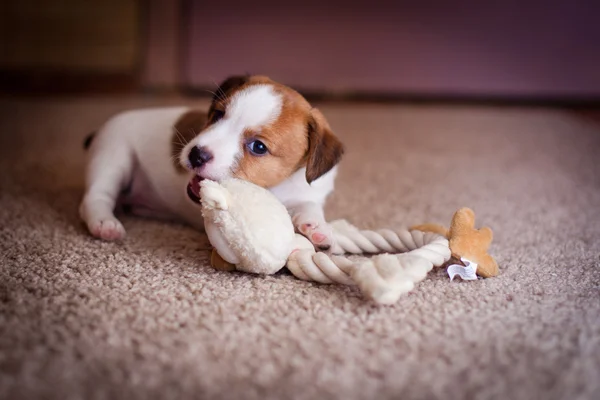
[186,175,204,204]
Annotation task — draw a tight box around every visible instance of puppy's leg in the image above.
[80,145,134,241]
[288,202,334,251]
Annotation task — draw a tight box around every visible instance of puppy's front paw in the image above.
[88,218,126,241]
[295,219,335,251]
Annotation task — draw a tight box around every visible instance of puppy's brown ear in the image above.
[305,108,344,184]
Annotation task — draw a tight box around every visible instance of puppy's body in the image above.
[80,76,343,248]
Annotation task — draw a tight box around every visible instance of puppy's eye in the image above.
[247,140,268,156]
[210,110,225,123]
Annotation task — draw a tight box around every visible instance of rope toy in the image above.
[286,226,450,304]
[201,178,452,304]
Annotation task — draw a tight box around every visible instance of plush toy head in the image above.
[200,178,298,274]
[411,207,498,278]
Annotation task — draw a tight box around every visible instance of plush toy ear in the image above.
[200,180,230,210]
[305,108,344,184]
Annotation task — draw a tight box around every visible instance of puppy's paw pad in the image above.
[89,219,126,241]
[311,232,327,244]
[298,222,334,251]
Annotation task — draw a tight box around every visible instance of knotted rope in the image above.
[286,220,451,304]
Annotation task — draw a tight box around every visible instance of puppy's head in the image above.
[180,75,344,202]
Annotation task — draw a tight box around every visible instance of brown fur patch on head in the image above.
[231,77,344,187]
[233,89,310,187]
[172,110,207,173]
[305,108,344,183]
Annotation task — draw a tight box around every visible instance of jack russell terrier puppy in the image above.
[80,75,344,250]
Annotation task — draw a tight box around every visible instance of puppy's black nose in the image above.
[188,146,213,168]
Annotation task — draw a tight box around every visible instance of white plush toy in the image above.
[200,178,451,304]
[200,178,311,274]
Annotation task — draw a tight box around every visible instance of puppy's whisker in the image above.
[218,88,229,103]
[174,128,190,148]
[204,89,220,100]
[209,77,224,101]
[204,89,221,100]
[174,136,184,148]
[174,128,184,143]
[175,128,186,140]
[209,77,229,103]
[170,150,188,167]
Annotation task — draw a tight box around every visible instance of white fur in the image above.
[227,84,282,128]
[80,83,337,248]
[270,166,338,207]
[80,106,205,239]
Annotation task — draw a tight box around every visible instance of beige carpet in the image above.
[1,96,599,400]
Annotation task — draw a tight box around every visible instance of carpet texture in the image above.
[1,96,599,400]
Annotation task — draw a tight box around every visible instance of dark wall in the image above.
[183,0,600,99]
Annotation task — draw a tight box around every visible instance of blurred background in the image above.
[1,4,600,399]
[1,0,599,103]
